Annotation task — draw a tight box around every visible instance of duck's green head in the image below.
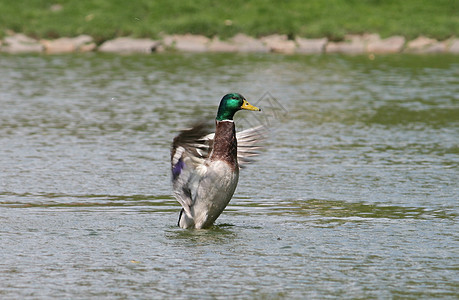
[216,93,261,121]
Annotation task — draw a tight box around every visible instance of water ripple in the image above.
[1,192,455,221]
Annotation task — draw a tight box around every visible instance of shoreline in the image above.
[1,32,458,55]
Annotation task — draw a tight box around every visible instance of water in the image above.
[0,53,458,299]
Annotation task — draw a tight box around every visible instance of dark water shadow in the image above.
[230,198,457,221]
[0,192,176,211]
[366,104,459,128]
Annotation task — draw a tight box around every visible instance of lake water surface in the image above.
[0,53,458,299]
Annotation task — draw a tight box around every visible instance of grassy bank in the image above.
[1,0,457,42]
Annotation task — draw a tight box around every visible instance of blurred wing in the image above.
[236,125,267,168]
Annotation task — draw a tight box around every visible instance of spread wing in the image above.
[236,125,267,167]
[170,121,267,216]
[170,121,213,218]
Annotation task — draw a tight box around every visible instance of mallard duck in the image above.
[171,93,265,229]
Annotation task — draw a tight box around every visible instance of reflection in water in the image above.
[1,191,455,221]
[165,225,238,246]
[231,198,458,221]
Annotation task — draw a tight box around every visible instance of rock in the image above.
[229,33,269,53]
[405,36,446,53]
[72,35,96,52]
[295,37,327,54]
[326,41,363,54]
[1,33,43,53]
[41,35,96,54]
[41,38,75,54]
[406,36,436,50]
[261,34,296,54]
[162,34,210,52]
[98,37,159,54]
[424,42,447,53]
[367,35,405,53]
[447,38,459,54]
[208,37,238,52]
[326,35,367,54]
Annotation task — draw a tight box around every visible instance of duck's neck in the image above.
[210,120,238,169]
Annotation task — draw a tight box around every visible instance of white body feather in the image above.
[178,160,239,229]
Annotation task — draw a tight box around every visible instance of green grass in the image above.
[0,0,457,42]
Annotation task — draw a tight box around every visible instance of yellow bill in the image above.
[241,99,261,111]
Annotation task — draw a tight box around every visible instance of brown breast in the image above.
[210,120,238,170]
